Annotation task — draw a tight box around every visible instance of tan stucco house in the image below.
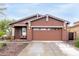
[68,21,79,39]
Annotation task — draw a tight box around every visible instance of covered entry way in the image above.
[68,32,75,40]
[32,27,62,41]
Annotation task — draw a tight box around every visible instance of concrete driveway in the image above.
[18,41,79,56]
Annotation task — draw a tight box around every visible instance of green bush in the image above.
[0,43,6,48]
[75,38,79,48]
[0,31,5,37]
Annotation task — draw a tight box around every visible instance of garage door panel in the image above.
[32,28,62,41]
[48,30,61,40]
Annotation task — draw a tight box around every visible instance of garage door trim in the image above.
[32,27,62,41]
[31,26,63,28]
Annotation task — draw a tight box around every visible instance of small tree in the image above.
[0,19,15,36]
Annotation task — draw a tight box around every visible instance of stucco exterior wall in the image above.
[31,17,64,26]
[31,18,63,26]
[68,26,79,38]
[62,29,68,41]
[27,27,32,41]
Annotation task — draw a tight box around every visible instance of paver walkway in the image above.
[18,42,66,56]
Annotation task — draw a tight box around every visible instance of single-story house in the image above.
[68,21,79,40]
[10,14,69,41]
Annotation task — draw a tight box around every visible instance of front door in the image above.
[20,27,27,39]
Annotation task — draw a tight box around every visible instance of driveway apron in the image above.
[18,42,66,56]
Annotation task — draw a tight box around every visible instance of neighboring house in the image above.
[68,21,79,40]
[10,14,69,41]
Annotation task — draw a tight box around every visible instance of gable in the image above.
[14,16,37,24]
[10,16,37,27]
[10,14,69,27]
[31,16,64,26]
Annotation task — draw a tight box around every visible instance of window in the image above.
[33,28,39,30]
[33,28,47,31]
[40,28,46,30]
[22,27,26,36]
[33,27,61,31]
[47,28,51,30]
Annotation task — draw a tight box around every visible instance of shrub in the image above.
[0,31,5,37]
[6,36,12,41]
[75,38,79,48]
[0,43,6,48]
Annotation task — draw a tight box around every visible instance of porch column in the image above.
[11,27,15,39]
[27,21,32,41]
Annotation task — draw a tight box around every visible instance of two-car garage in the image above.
[30,15,66,41]
[32,27,62,41]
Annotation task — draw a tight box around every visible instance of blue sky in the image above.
[2,3,79,25]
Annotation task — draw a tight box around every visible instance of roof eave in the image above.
[9,14,42,25]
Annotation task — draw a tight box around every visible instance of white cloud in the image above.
[17,9,31,14]
[11,3,41,16]
[47,4,74,14]
[5,3,79,26]
[42,4,79,25]
[17,9,35,15]
[6,15,21,20]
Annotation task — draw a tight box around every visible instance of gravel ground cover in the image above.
[0,43,28,56]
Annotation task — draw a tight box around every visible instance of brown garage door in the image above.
[32,28,62,41]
